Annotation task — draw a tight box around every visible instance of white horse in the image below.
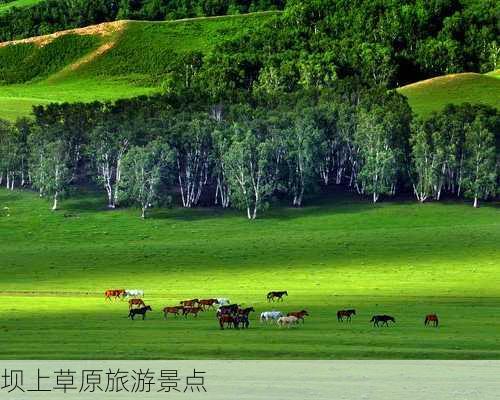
[124,289,144,298]
[277,316,299,328]
[216,298,230,306]
[260,311,283,323]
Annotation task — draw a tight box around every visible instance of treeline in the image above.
[0,87,498,218]
[0,0,285,41]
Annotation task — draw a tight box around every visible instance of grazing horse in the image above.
[238,307,255,316]
[260,311,283,323]
[370,315,396,327]
[216,298,231,306]
[182,306,203,318]
[163,306,183,319]
[124,289,144,298]
[180,299,199,307]
[287,310,309,323]
[425,314,439,327]
[277,315,299,328]
[337,309,356,322]
[128,306,152,320]
[105,289,125,301]
[267,291,288,302]
[199,299,219,310]
[128,298,146,309]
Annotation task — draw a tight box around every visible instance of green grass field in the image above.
[0,13,276,121]
[0,188,499,359]
[398,72,500,118]
[0,0,44,14]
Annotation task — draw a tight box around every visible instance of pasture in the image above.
[0,188,499,359]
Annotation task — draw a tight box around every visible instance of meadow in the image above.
[0,0,43,14]
[0,188,499,359]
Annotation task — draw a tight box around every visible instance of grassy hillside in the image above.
[0,0,44,14]
[398,72,500,118]
[0,188,499,359]
[0,12,276,121]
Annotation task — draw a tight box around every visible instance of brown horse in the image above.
[180,299,199,307]
[337,309,356,322]
[163,306,183,319]
[199,299,219,310]
[238,307,255,316]
[287,310,309,323]
[219,315,239,330]
[105,289,125,301]
[182,306,203,317]
[128,298,146,309]
[425,314,439,327]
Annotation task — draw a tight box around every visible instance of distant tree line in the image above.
[0,1,497,89]
[0,87,498,218]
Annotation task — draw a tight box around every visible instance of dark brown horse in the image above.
[128,298,146,309]
[180,299,199,307]
[163,306,183,319]
[128,306,152,320]
[105,289,125,301]
[182,306,203,317]
[219,315,240,330]
[267,291,288,302]
[199,299,219,310]
[217,304,239,318]
[337,309,356,322]
[238,307,255,316]
[424,314,439,327]
[287,310,309,323]
[370,315,395,327]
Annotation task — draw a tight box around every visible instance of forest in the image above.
[0,85,497,219]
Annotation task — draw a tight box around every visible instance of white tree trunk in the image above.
[52,192,58,211]
[473,196,478,208]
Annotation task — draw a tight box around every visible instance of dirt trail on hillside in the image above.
[0,20,127,48]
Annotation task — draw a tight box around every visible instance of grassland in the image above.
[0,13,276,121]
[0,188,499,359]
[398,72,500,118]
[0,0,44,14]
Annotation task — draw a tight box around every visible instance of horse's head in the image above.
[249,307,255,312]
[284,291,288,296]
[302,310,309,315]
[370,316,375,322]
[390,317,395,322]
[146,306,152,311]
[193,299,199,303]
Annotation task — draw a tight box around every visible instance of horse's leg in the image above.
[143,313,146,320]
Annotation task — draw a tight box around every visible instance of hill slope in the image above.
[0,0,44,14]
[0,12,276,121]
[398,72,500,118]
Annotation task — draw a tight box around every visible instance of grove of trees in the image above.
[0,87,498,218]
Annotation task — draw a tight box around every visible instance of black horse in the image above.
[370,315,395,327]
[216,304,239,318]
[267,291,288,302]
[128,305,152,320]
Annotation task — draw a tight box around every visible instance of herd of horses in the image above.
[106,289,440,328]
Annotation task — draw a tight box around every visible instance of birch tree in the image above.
[212,125,231,208]
[223,122,276,220]
[355,109,398,203]
[30,140,70,211]
[88,120,131,208]
[462,118,497,208]
[119,141,171,218]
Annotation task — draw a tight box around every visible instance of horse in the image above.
[260,311,283,323]
[180,299,199,307]
[237,315,249,329]
[267,291,288,302]
[337,309,356,322]
[128,298,146,309]
[105,289,125,301]
[287,310,309,323]
[182,306,203,318]
[370,315,396,327]
[216,298,231,306]
[424,314,439,327]
[163,306,183,319]
[219,314,238,330]
[277,315,299,328]
[124,289,144,298]
[216,304,239,318]
[128,306,152,320]
[238,307,255,316]
[199,299,219,310]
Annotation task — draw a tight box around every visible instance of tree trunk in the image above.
[52,192,58,211]
[473,197,479,208]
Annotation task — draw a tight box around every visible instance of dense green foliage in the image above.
[0,0,284,41]
[1,188,499,359]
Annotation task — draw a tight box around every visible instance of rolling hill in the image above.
[0,12,276,121]
[398,71,500,118]
[0,0,44,14]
